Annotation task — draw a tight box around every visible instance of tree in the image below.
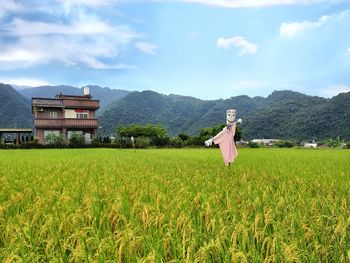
[178,133,189,141]
[275,140,295,148]
[199,123,243,141]
[116,124,167,138]
[324,137,344,148]
[234,125,243,142]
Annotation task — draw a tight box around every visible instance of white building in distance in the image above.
[304,143,317,148]
[251,139,280,146]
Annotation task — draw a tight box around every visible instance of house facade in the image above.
[32,89,100,144]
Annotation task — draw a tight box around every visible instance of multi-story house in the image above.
[32,88,100,144]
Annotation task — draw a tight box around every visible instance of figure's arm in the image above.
[204,127,227,147]
[209,127,228,146]
[204,138,213,147]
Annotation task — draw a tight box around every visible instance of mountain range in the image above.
[100,90,350,140]
[1,83,349,141]
[0,83,33,128]
[19,85,130,112]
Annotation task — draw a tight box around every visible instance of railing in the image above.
[35,119,63,128]
[32,98,99,109]
[64,119,98,128]
[32,99,63,107]
[35,118,98,128]
[63,99,99,109]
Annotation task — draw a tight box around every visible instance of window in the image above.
[49,112,58,119]
[68,131,83,139]
[85,133,92,143]
[77,110,89,119]
[64,109,76,118]
[44,130,60,137]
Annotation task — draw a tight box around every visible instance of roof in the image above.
[0,128,33,133]
[32,96,100,110]
[55,94,92,100]
[31,96,97,101]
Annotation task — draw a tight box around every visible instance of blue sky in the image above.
[0,0,349,99]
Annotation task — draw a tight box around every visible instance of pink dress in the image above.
[213,124,238,165]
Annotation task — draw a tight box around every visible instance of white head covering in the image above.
[226,109,236,126]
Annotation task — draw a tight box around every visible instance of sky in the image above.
[0,0,350,99]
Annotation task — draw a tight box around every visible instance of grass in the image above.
[0,148,349,262]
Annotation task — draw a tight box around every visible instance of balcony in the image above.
[35,118,98,128]
[63,99,99,109]
[32,98,64,108]
[64,119,98,128]
[32,98,99,109]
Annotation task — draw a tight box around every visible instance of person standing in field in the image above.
[205,109,242,166]
[131,136,136,151]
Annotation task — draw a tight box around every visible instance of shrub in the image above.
[248,140,260,148]
[91,138,102,147]
[45,133,65,147]
[184,136,203,147]
[152,136,170,147]
[275,140,295,148]
[119,137,133,148]
[169,137,183,148]
[102,137,111,144]
[324,137,344,148]
[135,137,151,148]
[178,133,189,142]
[69,134,85,147]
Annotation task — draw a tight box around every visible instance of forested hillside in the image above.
[100,90,350,140]
[0,83,33,128]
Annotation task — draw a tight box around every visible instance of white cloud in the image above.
[3,17,142,39]
[0,12,142,69]
[0,34,137,69]
[321,84,350,97]
[136,42,157,55]
[53,0,334,8]
[175,0,329,8]
[280,15,329,38]
[55,0,115,6]
[0,0,149,70]
[280,10,350,39]
[217,36,258,56]
[0,77,52,87]
[347,47,350,52]
[3,18,115,36]
[0,0,22,18]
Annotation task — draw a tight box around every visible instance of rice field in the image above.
[0,148,350,262]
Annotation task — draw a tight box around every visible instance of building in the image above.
[32,88,99,144]
[251,139,281,146]
[0,128,32,145]
[304,143,317,148]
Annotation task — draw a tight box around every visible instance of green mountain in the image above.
[18,85,130,111]
[2,84,349,141]
[0,83,33,128]
[100,90,350,140]
[99,90,263,136]
[243,91,350,140]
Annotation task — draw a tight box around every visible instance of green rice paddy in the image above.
[0,148,349,262]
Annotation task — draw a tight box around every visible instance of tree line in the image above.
[1,123,349,149]
[113,124,243,148]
